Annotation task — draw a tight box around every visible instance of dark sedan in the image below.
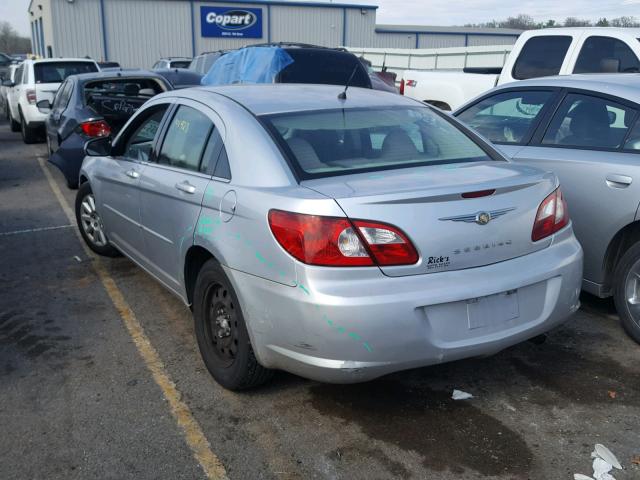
[39,70,171,188]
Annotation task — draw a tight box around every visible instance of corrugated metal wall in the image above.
[50,0,103,60]
[47,0,520,67]
[104,0,192,68]
[467,35,518,46]
[418,34,465,49]
[271,5,342,46]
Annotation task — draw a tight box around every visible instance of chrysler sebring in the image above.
[75,84,583,389]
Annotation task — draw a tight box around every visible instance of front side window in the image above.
[34,61,98,84]
[512,36,572,80]
[262,106,494,179]
[14,65,23,85]
[158,105,213,172]
[121,105,169,161]
[542,93,636,149]
[574,36,640,73]
[456,90,552,144]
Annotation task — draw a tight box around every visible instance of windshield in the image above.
[34,61,98,83]
[169,60,191,69]
[262,106,494,179]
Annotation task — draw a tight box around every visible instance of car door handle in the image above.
[175,181,196,194]
[124,169,139,179]
[606,174,632,188]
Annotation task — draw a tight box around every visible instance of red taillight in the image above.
[268,210,418,267]
[80,120,111,138]
[532,187,569,242]
[26,89,36,104]
[399,79,405,95]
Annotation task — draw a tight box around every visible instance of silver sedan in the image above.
[76,84,583,389]
[455,74,640,343]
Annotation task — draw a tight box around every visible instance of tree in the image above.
[595,18,610,27]
[563,17,592,27]
[0,21,31,54]
[611,16,640,27]
[499,14,537,30]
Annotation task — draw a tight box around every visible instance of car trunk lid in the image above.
[301,161,557,277]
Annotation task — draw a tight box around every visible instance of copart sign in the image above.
[200,7,263,38]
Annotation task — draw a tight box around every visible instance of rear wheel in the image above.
[613,242,640,344]
[193,260,273,390]
[20,112,38,144]
[75,182,119,257]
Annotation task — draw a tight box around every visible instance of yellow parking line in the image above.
[37,157,228,480]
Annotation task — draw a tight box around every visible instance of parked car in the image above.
[152,57,192,70]
[0,52,13,81]
[5,58,99,143]
[154,68,203,89]
[202,44,374,90]
[359,56,398,93]
[1,64,19,119]
[98,61,121,70]
[38,70,171,188]
[188,51,228,75]
[75,84,582,389]
[402,27,640,110]
[455,74,640,342]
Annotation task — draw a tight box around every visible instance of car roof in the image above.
[72,69,165,81]
[26,57,98,64]
[496,74,640,105]
[168,84,418,115]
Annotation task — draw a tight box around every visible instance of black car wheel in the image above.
[75,182,120,257]
[613,242,640,344]
[193,259,273,390]
[20,112,39,144]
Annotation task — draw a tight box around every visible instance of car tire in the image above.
[20,112,39,144]
[613,242,640,344]
[9,110,20,132]
[75,182,120,257]
[193,259,273,390]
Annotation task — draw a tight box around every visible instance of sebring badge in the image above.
[439,207,516,225]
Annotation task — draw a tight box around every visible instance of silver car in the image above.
[76,84,583,389]
[455,74,640,343]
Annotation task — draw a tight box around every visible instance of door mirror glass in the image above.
[85,137,112,156]
[37,99,52,113]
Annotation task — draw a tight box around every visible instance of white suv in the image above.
[7,58,99,143]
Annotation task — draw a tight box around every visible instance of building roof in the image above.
[375,25,523,36]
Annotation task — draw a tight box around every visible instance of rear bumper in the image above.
[21,103,47,126]
[226,226,583,383]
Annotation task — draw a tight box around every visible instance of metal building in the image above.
[27,0,521,68]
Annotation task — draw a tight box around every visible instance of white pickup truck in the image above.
[401,27,640,111]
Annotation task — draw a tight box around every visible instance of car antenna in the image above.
[338,63,359,100]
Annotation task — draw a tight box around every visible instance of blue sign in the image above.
[200,6,263,38]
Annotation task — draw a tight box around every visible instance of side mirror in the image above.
[84,137,112,157]
[2,79,14,87]
[608,110,617,125]
[36,99,52,113]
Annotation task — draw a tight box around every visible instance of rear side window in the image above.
[121,105,169,161]
[52,81,72,110]
[277,50,371,88]
[158,105,213,172]
[574,36,640,73]
[14,65,24,85]
[512,36,572,80]
[457,90,552,144]
[624,120,640,151]
[34,62,98,84]
[262,106,493,179]
[542,93,636,150]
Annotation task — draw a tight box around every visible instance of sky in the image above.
[3,0,640,36]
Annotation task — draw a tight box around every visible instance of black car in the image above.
[154,68,203,89]
[39,70,171,188]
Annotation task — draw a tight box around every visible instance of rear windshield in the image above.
[169,60,191,69]
[277,50,371,88]
[34,61,98,83]
[262,106,493,179]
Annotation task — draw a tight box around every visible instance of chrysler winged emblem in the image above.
[439,207,516,225]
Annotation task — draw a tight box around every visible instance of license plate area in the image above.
[467,289,519,330]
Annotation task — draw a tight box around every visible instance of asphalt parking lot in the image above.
[0,118,639,480]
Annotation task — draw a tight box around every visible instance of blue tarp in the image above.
[200,47,294,86]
